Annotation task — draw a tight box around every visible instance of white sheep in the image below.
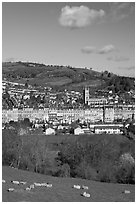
[25,187,31,191]
[2,179,6,183]
[46,183,52,188]
[73,185,81,189]
[123,190,131,194]
[7,188,15,192]
[82,185,89,190]
[29,184,35,189]
[11,180,20,185]
[20,181,27,185]
[34,182,42,187]
[40,183,48,187]
[82,192,91,198]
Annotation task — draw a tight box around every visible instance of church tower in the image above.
[83,87,89,104]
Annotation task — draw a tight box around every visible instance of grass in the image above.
[2,166,135,202]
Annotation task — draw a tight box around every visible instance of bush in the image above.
[75,160,98,180]
[97,160,117,183]
[115,163,135,184]
[2,130,21,166]
[59,163,70,177]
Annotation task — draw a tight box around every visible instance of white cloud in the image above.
[107,56,129,62]
[81,44,115,54]
[59,5,105,28]
[97,44,115,54]
[81,46,96,54]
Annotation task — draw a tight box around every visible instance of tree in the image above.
[25,82,28,88]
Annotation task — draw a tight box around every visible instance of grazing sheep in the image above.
[123,190,131,194]
[2,179,6,183]
[40,183,48,187]
[25,187,31,191]
[34,182,42,187]
[7,188,15,192]
[73,185,81,189]
[20,181,27,185]
[29,184,35,189]
[11,180,20,185]
[82,192,91,198]
[82,185,89,190]
[46,183,52,188]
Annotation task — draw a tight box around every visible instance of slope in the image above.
[2,166,135,202]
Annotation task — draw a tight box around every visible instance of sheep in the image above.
[82,185,89,190]
[20,181,27,185]
[7,188,15,192]
[25,187,31,191]
[73,185,81,189]
[123,190,131,194]
[29,184,35,189]
[82,192,91,198]
[40,183,48,187]
[46,183,52,188]
[11,180,20,185]
[34,182,42,187]
[2,179,6,183]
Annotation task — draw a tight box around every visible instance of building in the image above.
[83,87,107,106]
[94,125,122,134]
[104,106,114,123]
[88,98,107,106]
[83,87,89,104]
[45,127,55,135]
[74,127,84,135]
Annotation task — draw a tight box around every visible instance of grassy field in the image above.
[2,166,135,202]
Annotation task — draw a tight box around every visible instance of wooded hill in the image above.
[2,61,134,93]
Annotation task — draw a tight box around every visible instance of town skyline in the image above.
[2,2,135,77]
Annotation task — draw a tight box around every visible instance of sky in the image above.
[2,2,135,77]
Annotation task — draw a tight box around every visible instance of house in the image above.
[45,127,55,135]
[94,125,122,134]
[74,127,84,135]
[58,125,64,130]
[82,128,91,134]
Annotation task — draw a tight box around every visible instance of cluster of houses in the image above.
[2,104,134,125]
[30,123,123,135]
[2,80,135,136]
[74,124,123,135]
[2,80,83,109]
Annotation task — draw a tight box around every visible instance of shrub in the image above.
[75,160,97,180]
[2,130,21,166]
[97,160,117,183]
[115,163,135,184]
[59,163,70,177]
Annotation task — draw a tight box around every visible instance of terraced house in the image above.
[2,104,135,124]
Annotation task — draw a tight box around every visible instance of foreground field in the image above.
[2,166,135,202]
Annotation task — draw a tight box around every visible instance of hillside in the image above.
[2,61,134,92]
[2,166,134,202]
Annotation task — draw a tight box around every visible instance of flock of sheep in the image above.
[2,179,91,198]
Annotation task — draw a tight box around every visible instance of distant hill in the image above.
[2,61,135,92]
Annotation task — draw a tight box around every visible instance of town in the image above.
[2,79,135,136]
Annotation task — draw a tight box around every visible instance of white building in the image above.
[74,127,84,135]
[45,127,55,135]
[94,125,122,134]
